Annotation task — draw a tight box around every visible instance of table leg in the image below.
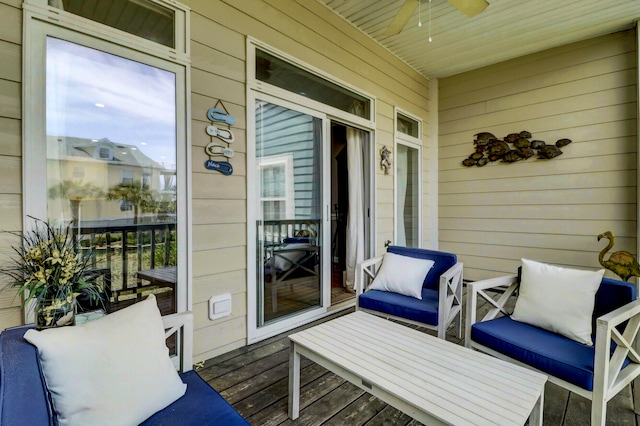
[528,387,544,426]
[288,342,301,419]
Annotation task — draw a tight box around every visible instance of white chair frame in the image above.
[355,255,463,339]
[162,311,194,373]
[465,276,640,426]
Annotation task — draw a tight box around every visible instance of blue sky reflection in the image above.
[46,37,176,169]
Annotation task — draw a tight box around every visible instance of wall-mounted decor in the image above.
[204,100,235,175]
[597,231,640,282]
[462,131,572,167]
[380,145,392,175]
[205,159,233,176]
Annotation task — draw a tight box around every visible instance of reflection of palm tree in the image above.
[107,182,156,224]
[48,180,105,223]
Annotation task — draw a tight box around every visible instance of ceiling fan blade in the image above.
[447,0,489,17]
[384,0,420,36]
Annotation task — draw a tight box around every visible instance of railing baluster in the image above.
[122,229,128,291]
[137,230,143,275]
[106,232,112,272]
[151,228,157,270]
[164,224,171,267]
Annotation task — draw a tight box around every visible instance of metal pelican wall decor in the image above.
[462,131,572,167]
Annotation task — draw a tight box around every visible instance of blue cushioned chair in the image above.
[355,246,463,339]
[466,274,640,426]
[0,312,249,425]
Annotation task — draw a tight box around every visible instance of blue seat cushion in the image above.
[0,326,53,426]
[141,370,249,425]
[387,246,456,291]
[471,316,630,391]
[359,288,438,325]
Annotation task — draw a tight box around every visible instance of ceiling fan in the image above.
[385,0,489,36]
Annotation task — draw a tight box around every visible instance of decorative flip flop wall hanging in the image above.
[204,100,235,175]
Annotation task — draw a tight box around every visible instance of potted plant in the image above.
[0,218,103,329]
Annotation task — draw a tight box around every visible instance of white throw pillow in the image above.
[369,252,435,299]
[511,258,604,346]
[24,294,186,426]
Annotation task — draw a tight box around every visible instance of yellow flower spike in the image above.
[34,269,46,283]
[47,249,62,265]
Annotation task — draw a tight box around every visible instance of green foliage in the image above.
[0,218,102,307]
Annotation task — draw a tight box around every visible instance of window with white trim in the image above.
[395,109,422,248]
[258,154,295,221]
[23,0,190,316]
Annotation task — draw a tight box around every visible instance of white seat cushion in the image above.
[24,294,186,426]
[511,258,605,346]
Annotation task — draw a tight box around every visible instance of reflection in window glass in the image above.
[57,0,176,49]
[256,100,323,325]
[256,49,370,119]
[396,144,419,247]
[46,37,177,314]
[397,112,419,138]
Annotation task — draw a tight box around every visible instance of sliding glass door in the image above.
[254,98,328,328]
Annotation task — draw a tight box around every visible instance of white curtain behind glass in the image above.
[396,145,408,246]
[345,125,365,292]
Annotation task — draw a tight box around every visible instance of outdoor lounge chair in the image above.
[355,246,463,339]
[265,237,319,312]
[466,261,640,426]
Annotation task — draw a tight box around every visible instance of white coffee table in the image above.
[288,311,547,425]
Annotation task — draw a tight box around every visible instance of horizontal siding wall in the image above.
[0,0,23,329]
[184,0,430,360]
[0,0,431,358]
[439,30,638,281]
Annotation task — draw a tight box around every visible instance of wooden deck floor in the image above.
[199,300,639,425]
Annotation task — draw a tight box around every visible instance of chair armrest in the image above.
[593,299,640,399]
[465,275,518,348]
[355,255,384,296]
[162,311,194,373]
[594,299,640,400]
[440,262,463,284]
[438,262,464,338]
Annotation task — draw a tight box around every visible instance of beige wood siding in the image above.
[0,0,431,359]
[0,0,23,328]
[174,0,432,360]
[439,30,637,281]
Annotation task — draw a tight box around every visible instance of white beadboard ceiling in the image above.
[318,0,640,79]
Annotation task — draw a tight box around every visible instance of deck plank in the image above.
[232,362,328,419]
[364,405,413,426]
[322,393,389,426]
[246,371,347,426]
[279,381,365,426]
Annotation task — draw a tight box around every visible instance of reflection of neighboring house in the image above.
[46,136,175,222]
[256,104,320,220]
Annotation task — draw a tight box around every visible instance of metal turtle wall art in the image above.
[462,131,572,167]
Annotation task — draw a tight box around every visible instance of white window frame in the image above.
[247,37,376,130]
[258,154,295,220]
[23,0,190,64]
[22,1,192,316]
[394,107,423,248]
